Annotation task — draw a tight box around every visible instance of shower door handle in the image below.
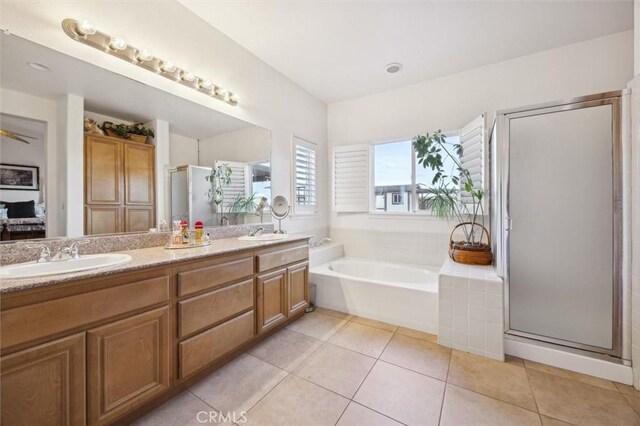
[506,216,512,231]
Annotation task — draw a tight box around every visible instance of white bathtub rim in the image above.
[310,257,439,293]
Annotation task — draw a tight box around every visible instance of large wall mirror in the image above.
[0,33,271,241]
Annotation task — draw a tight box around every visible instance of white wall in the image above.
[169,133,199,167]
[0,88,59,236]
[328,31,634,267]
[0,1,328,238]
[199,127,270,167]
[629,0,640,389]
[57,94,84,236]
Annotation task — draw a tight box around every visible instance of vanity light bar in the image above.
[62,18,239,106]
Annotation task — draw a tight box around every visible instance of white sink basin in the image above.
[238,233,290,242]
[0,253,133,279]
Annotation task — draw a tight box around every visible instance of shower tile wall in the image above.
[330,228,450,267]
[438,259,504,361]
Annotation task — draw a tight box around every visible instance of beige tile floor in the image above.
[134,308,640,426]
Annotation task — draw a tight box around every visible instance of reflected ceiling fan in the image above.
[0,129,36,144]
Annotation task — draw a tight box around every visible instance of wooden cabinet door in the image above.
[287,262,309,316]
[256,269,288,334]
[125,206,155,232]
[87,307,170,425]
[85,205,123,235]
[1,333,86,426]
[85,136,122,205]
[124,143,155,206]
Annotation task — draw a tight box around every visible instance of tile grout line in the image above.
[437,345,454,425]
[521,364,543,425]
[330,325,406,425]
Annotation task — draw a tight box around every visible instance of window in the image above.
[249,161,271,203]
[372,134,460,213]
[293,136,317,214]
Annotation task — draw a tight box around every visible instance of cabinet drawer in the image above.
[179,311,254,378]
[178,256,254,297]
[1,275,170,350]
[256,244,309,272]
[178,279,254,338]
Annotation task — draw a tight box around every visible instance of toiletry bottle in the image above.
[195,221,204,244]
[172,220,182,245]
[181,220,189,244]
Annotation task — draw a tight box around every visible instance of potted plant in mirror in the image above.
[227,192,260,225]
[101,121,155,143]
[205,164,233,224]
[413,130,492,265]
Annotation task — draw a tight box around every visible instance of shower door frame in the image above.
[495,90,625,358]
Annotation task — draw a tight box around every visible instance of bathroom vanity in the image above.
[0,237,310,425]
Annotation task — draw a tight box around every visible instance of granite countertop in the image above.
[1,234,311,294]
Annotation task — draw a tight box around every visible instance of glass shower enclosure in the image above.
[493,91,629,358]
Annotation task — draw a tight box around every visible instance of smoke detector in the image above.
[386,63,403,74]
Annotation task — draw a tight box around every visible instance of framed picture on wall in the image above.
[0,163,39,191]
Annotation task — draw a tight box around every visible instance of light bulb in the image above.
[76,19,96,36]
[109,36,127,51]
[180,71,196,82]
[229,93,239,103]
[135,48,153,62]
[160,60,177,73]
[198,79,213,90]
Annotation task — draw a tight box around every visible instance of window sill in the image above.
[290,212,320,220]
[367,212,450,221]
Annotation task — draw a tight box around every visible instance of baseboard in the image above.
[505,336,633,385]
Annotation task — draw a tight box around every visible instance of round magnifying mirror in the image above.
[271,196,290,233]
[271,196,290,219]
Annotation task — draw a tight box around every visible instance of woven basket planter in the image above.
[448,222,493,266]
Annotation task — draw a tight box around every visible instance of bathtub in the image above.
[310,257,439,334]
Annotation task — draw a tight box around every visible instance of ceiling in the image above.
[0,33,253,140]
[179,0,634,103]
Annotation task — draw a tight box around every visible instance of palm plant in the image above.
[413,130,486,247]
[228,192,260,213]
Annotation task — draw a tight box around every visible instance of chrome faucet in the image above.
[248,227,264,237]
[33,245,51,263]
[52,246,74,262]
[51,241,89,262]
[220,216,229,226]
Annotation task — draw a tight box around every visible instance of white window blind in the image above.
[293,136,317,213]
[215,160,246,210]
[459,114,486,205]
[332,144,370,212]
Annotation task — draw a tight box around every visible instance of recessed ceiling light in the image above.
[386,63,403,74]
[27,62,49,71]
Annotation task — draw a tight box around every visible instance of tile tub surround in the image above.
[0,223,274,266]
[134,308,640,426]
[0,230,307,294]
[438,258,505,361]
[330,227,450,268]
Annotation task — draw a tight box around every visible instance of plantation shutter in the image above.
[332,144,370,212]
[215,160,246,210]
[459,114,486,205]
[293,136,317,213]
